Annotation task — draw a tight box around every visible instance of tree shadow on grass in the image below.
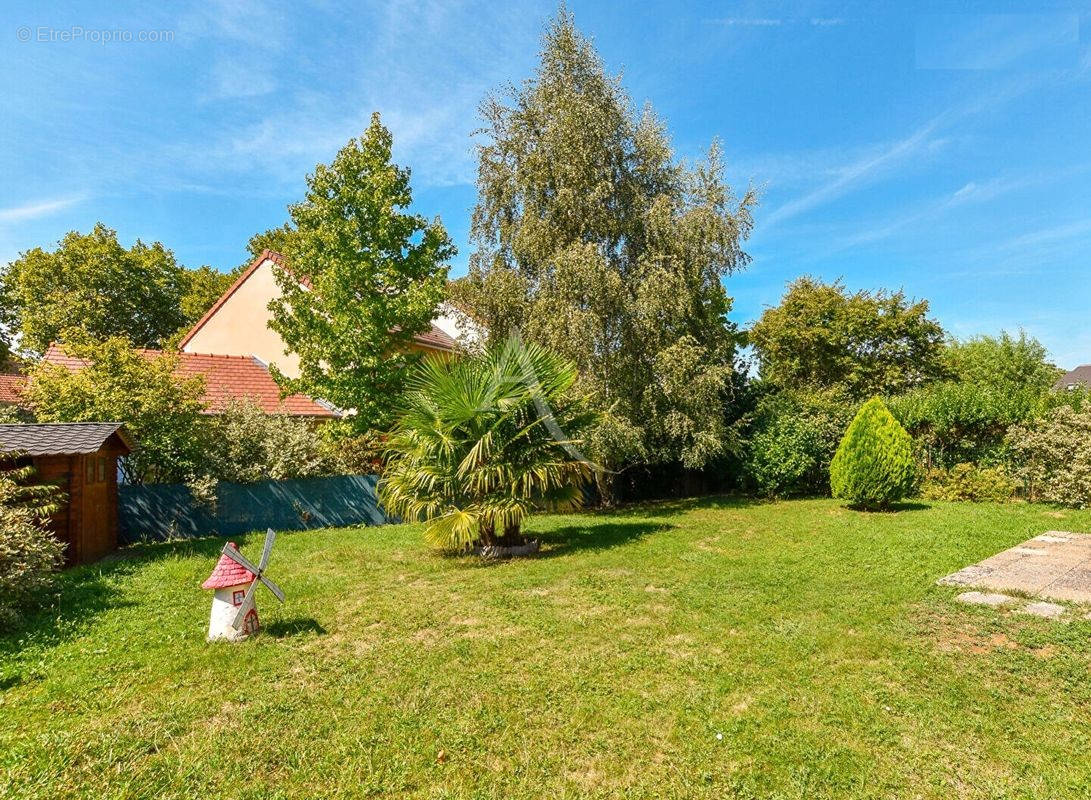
[534,521,674,558]
[0,535,230,663]
[604,494,779,518]
[263,617,326,638]
[842,501,933,513]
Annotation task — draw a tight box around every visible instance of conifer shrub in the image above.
[830,397,917,509]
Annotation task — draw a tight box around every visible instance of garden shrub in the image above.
[921,463,1015,503]
[1008,406,1091,506]
[888,381,1034,469]
[742,389,852,497]
[0,462,64,628]
[199,399,340,483]
[830,397,917,509]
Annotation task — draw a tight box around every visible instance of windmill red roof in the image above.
[201,543,256,589]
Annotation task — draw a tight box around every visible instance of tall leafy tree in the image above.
[269,113,455,432]
[943,331,1059,394]
[26,335,207,484]
[241,222,297,268]
[748,277,946,399]
[179,264,241,330]
[454,10,755,496]
[1,224,190,355]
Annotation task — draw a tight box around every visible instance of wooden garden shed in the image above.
[0,423,134,565]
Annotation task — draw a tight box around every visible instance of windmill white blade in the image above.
[259,529,276,571]
[232,578,259,629]
[258,573,286,602]
[221,543,261,575]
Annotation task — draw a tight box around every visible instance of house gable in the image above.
[178,249,461,381]
[179,251,303,379]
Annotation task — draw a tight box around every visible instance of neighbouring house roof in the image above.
[177,249,456,353]
[41,344,339,418]
[1056,365,1091,390]
[201,543,256,589]
[0,422,133,456]
[0,374,27,404]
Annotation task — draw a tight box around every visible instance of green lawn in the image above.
[3,498,1091,799]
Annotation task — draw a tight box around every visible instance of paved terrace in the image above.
[940,531,1091,604]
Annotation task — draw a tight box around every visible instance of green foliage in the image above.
[1,224,189,355]
[943,330,1060,394]
[0,461,64,627]
[200,399,340,483]
[749,277,946,399]
[380,337,596,550]
[269,113,454,433]
[179,265,240,330]
[241,223,296,269]
[921,463,1015,503]
[743,389,852,497]
[25,336,207,484]
[458,11,754,494]
[0,223,244,354]
[888,381,1036,468]
[830,397,917,509]
[1008,406,1091,507]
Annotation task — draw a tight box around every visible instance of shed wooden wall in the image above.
[33,447,123,566]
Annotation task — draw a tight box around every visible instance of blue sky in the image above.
[2,1,1089,365]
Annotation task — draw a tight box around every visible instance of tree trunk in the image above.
[496,521,523,547]
[595,470,616,508]
[479,520,496,548]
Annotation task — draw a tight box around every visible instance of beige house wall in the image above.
[182,258,303,379]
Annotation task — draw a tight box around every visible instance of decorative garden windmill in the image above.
[201,529,285,642]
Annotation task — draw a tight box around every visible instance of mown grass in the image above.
[2,497,1091,799]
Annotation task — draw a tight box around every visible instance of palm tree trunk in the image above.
[496,521,523,547]
[479,520,496,547]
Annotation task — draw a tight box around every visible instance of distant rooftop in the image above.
[1055,365,1091,391]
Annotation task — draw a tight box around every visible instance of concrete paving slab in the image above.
[939,532,1091,604]
[957,591,1016,607]
[1020,601,1066,619]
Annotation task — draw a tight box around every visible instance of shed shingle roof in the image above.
[0,423,133,456]
[41,345,338,418]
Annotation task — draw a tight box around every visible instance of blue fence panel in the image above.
[118,474,387,542]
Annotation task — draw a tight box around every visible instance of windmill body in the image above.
[201,533,284,642]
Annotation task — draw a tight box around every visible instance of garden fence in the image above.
[118,474,387,542]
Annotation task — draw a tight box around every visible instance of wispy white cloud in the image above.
[0,195,85,224]
[997,218,1091,251]
[758,61,1080,233]
[828,170,1073,251]
[762,119,947,228]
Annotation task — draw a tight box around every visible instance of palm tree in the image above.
[379,336,596,551]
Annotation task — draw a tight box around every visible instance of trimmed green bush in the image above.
[921,463,1015,503]
[830,397,917,509]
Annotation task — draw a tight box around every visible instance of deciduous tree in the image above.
[2,224,189,354]
[25,335,207,484]
[269,113,454,432]
[748,277,946,399]
[454,11,755,497]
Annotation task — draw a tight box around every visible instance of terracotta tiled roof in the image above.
[0,422,133,456]
[0,374,27,404]
[41,344,338,418]
[178,249,453,352]
[414,323,456,351]
[201,543,256,589]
